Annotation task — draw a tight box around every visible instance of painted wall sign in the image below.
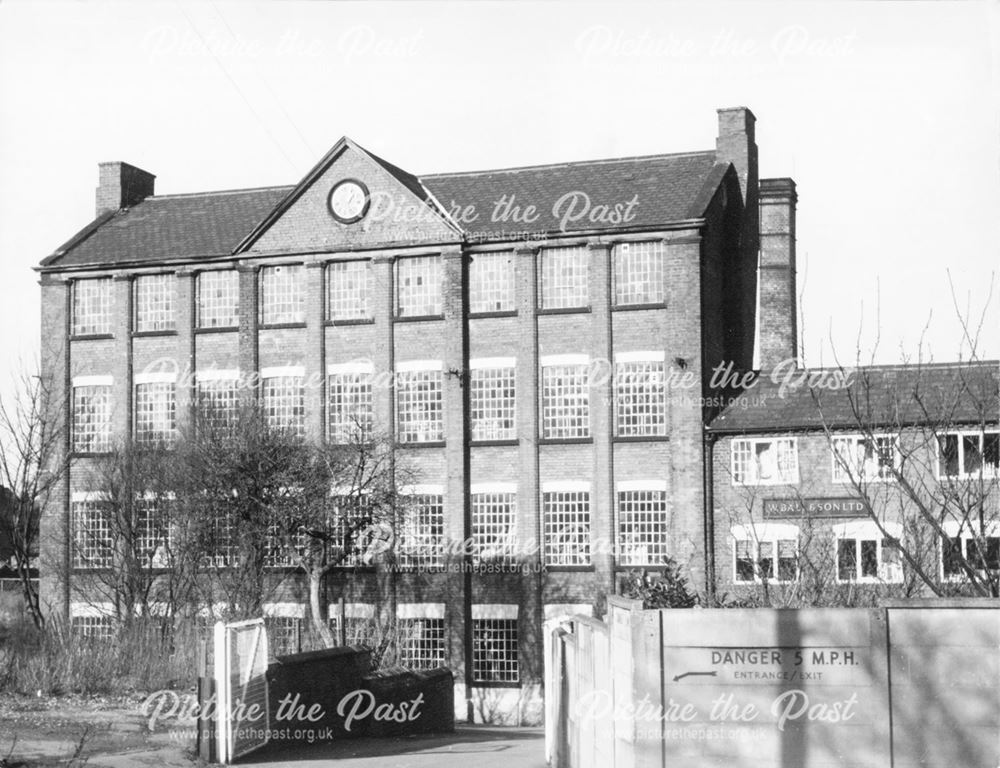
[762,497,866,519]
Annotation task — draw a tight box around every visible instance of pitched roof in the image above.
[706,362,1000,434]
[41,145,724,269]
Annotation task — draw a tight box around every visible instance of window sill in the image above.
[70,333,114,342]
[326,317,376,327]
[470,681,522,690]
[259,322,307,331]
[469,310,518,320]
[612,435,670,443]
[394,314,445,323]
[544,565,594,572]
[132,330,177,338]
[537,307,591,316]
[395,440,446,449]
[471,439,519,447]
[195,325,239,335]
[611,302,667,312]
[538,437,593,446]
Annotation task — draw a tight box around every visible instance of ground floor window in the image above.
[832,521,903,583]
[731,523,799,584]
[472,613,519,685]
[397,604,446,670]
[941,521,1000,579]
[263,611,302,657]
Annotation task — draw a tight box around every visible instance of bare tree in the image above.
[0,364,66,628]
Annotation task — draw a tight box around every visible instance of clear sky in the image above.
[1,0,997,403]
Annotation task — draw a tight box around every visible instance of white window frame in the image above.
[261,366,306,436]
[939,519,1000,582]
[398,486,445,569]
[470,358,516,442]
[134,372,177,447]
[469,251,515,314]
[539,246,589,310]
[396,255,442,317]
[541,480,591,566]
[832,520,904,584]
[540,355,590,440]
[831,434,900,483]
[471,605,520,685]
[327,361,374,442]
[71,375,113,453]
[327,259,372,321]
[471,482,517,562]
[731,436,799,486]
[616,480,670,566]
[395,360,443,444]
[260,264,305,325]
[612,241,665,306]
[730,522,800,585]
[936,430,1000,479]
[614,351,667,437]
[197,269,240,329]
[72,277,113,336]
[134,273,176,333]
[396,602,447,670]
[196,369,241,429]
[70,492,113,569]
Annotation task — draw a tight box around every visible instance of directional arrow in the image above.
[672,671,718,682]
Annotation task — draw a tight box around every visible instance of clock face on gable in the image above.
[328,179,370,224]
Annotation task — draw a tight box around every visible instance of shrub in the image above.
[619,560,699,609]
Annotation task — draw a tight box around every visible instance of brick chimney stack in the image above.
[95,161,155,218]
[758,177,798,369]
[715,106,759,264]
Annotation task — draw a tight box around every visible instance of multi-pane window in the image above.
[262,370,305,437]
[942,526,1000,579]
[264,522,308,568]
[197,270,240,328]
[196,372,240,430]
[472,616,519,684]
[832,435,899,482]
[260,264,304,325]
[470,252,515,313]
[328,604,377,646]
[72,278,113,335]
[541,358,590,439]
[72,380,112,453]
[397,616,446,670]
[395,363,443,443]
[396,256,442,317]
[71,499,113,569]
[398,492,445,569]
[265,615,301,657]
[471,487,516,562]
[542,484,591,566]
[833,522,903,583]
[327,260,371,321]
[205,510,237,568]
[615,354,667,437]
[613,241,665,306]
[135,379,176,446]
[135,497,171,567]
[731,524,799,584]
[328,363,374,442]
[470,360,516,441]
[134,274,176,332]
[731,437,799,485]
[71,614,114,641]
[539,246,588,309]
[330,494,374,567]
[938,431,1000,478]
[616,484,669,566]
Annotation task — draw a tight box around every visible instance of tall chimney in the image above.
[95,161,155,218]
[715,106,759,264]
[758,178,798,369]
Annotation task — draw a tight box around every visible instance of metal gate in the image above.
[213,618,271,763]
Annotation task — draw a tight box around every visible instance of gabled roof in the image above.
[706,361,1000,434]
[41,141,727,270]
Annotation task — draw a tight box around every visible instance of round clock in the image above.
[328,179,370,224]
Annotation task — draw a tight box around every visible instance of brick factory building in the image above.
[35,106,997,721]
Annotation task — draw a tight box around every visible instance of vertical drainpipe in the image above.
[703,430,717,602]
[460,252,475,725]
